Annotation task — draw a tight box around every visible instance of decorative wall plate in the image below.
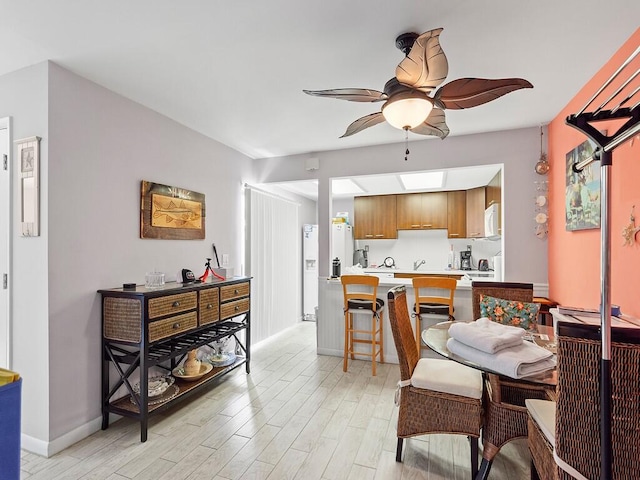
[535,213,548,224]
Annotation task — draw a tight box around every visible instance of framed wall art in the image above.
[140,180,205,239]
[16,136,41,237]
[565,137,601,231]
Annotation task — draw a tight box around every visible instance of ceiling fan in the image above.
[304,28,533,139]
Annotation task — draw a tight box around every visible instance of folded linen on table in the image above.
[446,337,556,379]
[448,317,525,354]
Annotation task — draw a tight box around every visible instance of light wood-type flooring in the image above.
[20,321,530,479]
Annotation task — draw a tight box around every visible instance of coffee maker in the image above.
[353,249,368,267]
[460,251,472,270]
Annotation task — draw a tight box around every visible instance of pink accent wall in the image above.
[548,29,640,317]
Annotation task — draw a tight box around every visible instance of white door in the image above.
[0,118,10,368]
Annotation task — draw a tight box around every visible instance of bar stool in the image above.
[341,275,385,376]
[412,276,456,352]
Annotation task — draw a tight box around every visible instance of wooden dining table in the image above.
[422,322,557,480]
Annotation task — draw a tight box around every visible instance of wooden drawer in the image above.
[199,288,220,325]
[148,311,197,343]
[220,298,250,320]
[220,282,250,302]
[148,292,197,319]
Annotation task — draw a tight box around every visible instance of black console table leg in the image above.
[475,459,492,480]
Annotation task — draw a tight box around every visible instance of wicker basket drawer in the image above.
[221,298,250,320]
[148,292,197,319]
[199,288,220,325]
[104,297,142,343]
[149,311,197,342]
[220,282,250,302]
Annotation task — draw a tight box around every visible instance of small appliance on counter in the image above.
[353,248,368,267]
[331,257,341,278]
[478,259,489,271]
[460,251,472,270]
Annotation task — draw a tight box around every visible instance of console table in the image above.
[99,277,251,441]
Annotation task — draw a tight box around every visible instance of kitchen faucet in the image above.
[413,259,426,270]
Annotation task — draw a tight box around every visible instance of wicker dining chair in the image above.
[412,276,456,353]
[526,398,558,480]
[550,320,640,479]
[470,282,553,476]
[387,285,483,478]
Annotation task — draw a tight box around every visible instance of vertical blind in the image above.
[246,187,301,344]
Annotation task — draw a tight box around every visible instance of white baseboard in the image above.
[21,413,121,458]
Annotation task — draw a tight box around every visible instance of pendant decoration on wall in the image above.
[534,180,549,239]
[534,126,550,175]
[622,205,640,246]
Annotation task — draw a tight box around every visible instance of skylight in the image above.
[332,178,365,195]
[399,171,445,190]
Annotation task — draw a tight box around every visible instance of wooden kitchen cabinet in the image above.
[396,193,423,229]
[354,194,397,239]
[466,186,486,238]
[396,192,448,230]
[447,190,466,238]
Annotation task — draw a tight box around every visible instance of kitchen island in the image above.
[317,270,549,364]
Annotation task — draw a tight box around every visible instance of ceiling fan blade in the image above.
[434,77,533,109]
[340,112,385,137]
[303,88,387,102]
[396,28,448,93]
[410,108,449,139]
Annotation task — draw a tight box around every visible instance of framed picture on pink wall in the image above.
[565,137,601,231]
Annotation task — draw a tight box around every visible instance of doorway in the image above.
[0,117,10,368]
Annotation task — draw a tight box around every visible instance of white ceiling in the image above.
[1,1,638,159]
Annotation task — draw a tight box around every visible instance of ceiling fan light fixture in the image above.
[382,93,433,130]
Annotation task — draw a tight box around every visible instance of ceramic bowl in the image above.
[172,362,213,382]
[132,375,175,397]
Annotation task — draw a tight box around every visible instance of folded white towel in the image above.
[447,337,556,379]
[448,317,525,354]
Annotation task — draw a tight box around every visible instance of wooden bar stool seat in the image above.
[341,275,385,376]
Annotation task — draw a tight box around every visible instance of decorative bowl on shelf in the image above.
[208,351,237,367]
[132,375,175,398]
[172,362,213,381]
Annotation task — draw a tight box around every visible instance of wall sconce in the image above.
[15,136,41,237]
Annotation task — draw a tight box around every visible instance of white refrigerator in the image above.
[303,224,318,321]
[331,223,354,272]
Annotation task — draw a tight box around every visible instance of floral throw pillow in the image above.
[479,294,540,330]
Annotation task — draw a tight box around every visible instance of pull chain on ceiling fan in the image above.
[304,28,533,140]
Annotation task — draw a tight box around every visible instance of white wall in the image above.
[254,127,548,284]
[359,230,501,271]
[0,62,256,452]
[45,63,256,444]
[0,63,50,444]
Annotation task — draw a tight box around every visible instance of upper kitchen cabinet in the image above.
[447,190,466,238]
[396,192,448,230]
[466,187,486,238]
[354,195,397,239]
[486,170,501,208]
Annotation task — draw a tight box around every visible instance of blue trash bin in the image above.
[0,377,22,480]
